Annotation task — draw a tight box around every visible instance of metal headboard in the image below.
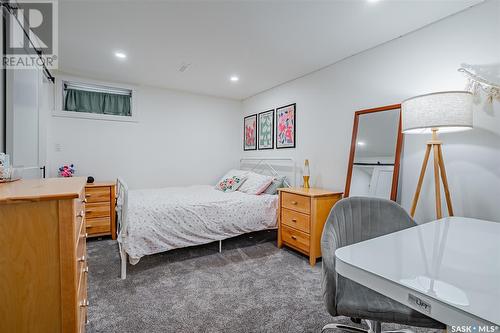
[239,158,296,187]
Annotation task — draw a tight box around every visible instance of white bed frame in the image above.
[116,158,295,279]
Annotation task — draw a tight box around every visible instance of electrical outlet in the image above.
[55,143,62,152]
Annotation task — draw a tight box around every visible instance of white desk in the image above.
[335,217,500,327]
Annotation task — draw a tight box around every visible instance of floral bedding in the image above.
[121,185,278,264]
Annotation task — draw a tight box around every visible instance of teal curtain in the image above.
[64,89,131,116]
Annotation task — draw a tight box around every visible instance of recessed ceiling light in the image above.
[367,0,381,3]
[357,141,366,146]
[114,51,127,59]
[230,76,239,82]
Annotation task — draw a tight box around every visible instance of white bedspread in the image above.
[122,185,278,264]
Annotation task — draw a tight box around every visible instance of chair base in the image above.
[322,320,415,333]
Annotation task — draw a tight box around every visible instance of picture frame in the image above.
[276,103,296,149]
[257,109,274,150]
[243,114,257,151]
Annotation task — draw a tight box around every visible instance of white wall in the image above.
[242,0,500,222]
[48,75,241,189]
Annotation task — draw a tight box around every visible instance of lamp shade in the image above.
[402,91,473,134]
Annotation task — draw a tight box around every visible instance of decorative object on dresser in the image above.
[277,187,342,266]
[243,114,257,151]
[258,109,274,150]
[276,103,296,149]
[58,163,76,177]
[85,181,116,239]
[402,91,473,219]
[0,153,11,180]
[344,104,403,201]
[0,177,88,333]
[303,159,310,188]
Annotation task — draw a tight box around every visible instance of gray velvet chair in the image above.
[320,197,446,333]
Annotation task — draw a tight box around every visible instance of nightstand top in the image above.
[85,181,116,187]
[278,187,343,198]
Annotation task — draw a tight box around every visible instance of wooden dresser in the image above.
[85,182,116,239]
[277,187,342,266]
[0,177,88,333]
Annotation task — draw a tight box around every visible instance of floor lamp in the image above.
[401,91,473,219]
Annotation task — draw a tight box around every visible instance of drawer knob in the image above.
[291,201,298,205]
[77,210,85,218]
[291,235,297,240]
[82,198,88,203]
[291,218,297,222]
[83,266,89,273]
[80,299,89,307]
[78,255,85,262]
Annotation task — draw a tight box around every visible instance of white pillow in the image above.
[218,169,249,181]
[238,171,274,195]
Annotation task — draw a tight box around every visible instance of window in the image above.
[62,81,132,117]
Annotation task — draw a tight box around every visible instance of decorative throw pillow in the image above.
[263,176,287,195]
[215,175,247,192]
[238,171,274,195]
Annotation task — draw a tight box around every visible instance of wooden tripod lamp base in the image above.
[410,129,454,219]
[402,91,473,220]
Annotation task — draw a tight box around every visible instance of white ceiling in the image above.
[59,0,483,100]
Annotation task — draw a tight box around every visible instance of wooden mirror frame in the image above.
[344,104,404,201]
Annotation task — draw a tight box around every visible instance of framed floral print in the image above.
[258,109,274,150]
[276,103,296,149]
[243,114,257,151]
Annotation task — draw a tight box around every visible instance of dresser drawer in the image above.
[85,186,110,203]
[86,217,111,235]
[78,306,87,333]
[85,202,110,218]
[282,192,311,214]
[281,225,310,253]
[76,229,86,261]
[77,270,88,333]
[74,208,85,242]
[281,208,310,233]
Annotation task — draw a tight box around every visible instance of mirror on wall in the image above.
[344,104,403,201]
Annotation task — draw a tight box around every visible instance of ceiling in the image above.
[59,0,483,100]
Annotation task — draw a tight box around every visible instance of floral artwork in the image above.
[258,109,274,150]
[244,114,257,150]
[276,103,296,149]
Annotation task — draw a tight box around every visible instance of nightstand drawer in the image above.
[85,202,110,218]
[86,217,111,235]
[281,225,310,253]
[282,192,311,214]
[281,208,310,233]
[85,186,110,203]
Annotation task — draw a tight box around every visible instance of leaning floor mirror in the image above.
[344,104,403,201]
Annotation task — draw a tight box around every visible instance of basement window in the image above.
[60,80,133,119]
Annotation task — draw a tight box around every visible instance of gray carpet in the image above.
[86,230,439,333]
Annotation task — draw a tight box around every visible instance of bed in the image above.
[116,158,295,279]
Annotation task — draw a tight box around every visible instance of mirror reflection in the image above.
[349,108,401,199]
